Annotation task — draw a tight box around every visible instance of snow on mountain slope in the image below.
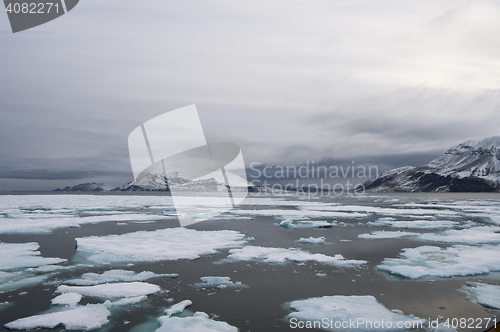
[364,136,500,192]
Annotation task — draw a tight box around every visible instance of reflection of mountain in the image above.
[54,183,113,192]
[364,136,500,192]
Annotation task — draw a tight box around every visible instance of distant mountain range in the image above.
[54,170,256,192]
[364,136,500,192]
[55,136,500,193]
[54,183,115,192]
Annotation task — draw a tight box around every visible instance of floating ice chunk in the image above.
[297,220,334,228]
[104,295,147,307]
[0,273,48,292]
[280,219,293,228]
[287,295,426,331]
[164,299,192,317]
[280,219,333,229]
[4,304,110,331]
[156,311,238,332]
[51,293,82,306]
[0,242,66,270]
[226,246,366,266]
[65,269,177,286]
[378,245,500,279]
[466,282,500,309]
[316,273,327,277]
[298,237,326,244]
[417,226,500,244]
[76,228,246,264]
[195,276,247,289]
[56,282,161,299]
[0,242,66,292]
[358,231,418,239]
[367,219,459,229]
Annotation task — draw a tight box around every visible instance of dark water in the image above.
[0,193,499,332]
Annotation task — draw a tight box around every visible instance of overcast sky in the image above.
[1,0,500,190]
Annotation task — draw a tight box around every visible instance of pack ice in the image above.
[378,245,500,279]
[287,295,426,331]
[76,227,246,264]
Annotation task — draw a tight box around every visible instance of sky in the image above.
[1,0,500,190]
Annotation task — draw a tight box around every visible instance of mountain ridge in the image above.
[364,136,500,192]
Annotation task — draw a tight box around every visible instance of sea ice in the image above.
[51,292,82,306]
[195,276,246,289]
[367,218,459,229]
[298,237,326,244]
[231,209,366,219]
[417,226,500,244]
[465,282,500,309]
[226,246,366,266]
[164,300,192,317]
[65,269,178,286]
[56,282,161,299]
[287,295,426,331]
[76,228,246,264]
[280,219,334,229]
[156,311,238,332]
[298,205,457,216]
[0,242,66,270]
[104,295,147,307]
[358,231,419,239]
[0,214,168,234]
[0,242,66,292]
[4,304,110,331]
[378,245,500,279]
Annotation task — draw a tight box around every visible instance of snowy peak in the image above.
[116,170,253,192]
[364,136,500,192]
[426,135,500,180]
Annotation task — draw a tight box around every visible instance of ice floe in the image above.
[378,245,500,279]
[226,246,366,266]
[367,218,460,229]
[51,292,82,306]
[287,295,426,331]
[279,219,334,229]
[156,311,238,332]
[164,299,192,317]
[76,228,246,264]
[298,237,326,244]
[465,282,500,309]
[5,304,111,331]
[232,209,366,219]
[56,282,161,299]
[65,269,177,286]
[0,214,169,234]
[195,276,246,289]
[358,231,419,239]
[155,299,237,332]
[0,242,66,270]
[298,204,458,216]
[417,226,500,244]
[0,242,66,292]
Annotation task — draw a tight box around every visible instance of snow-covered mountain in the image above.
[364,136,500,192]
[116,170,254,192]
[54,183,114,192]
